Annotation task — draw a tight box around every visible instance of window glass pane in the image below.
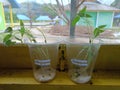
[0,0,120,44]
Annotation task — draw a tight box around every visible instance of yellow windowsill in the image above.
[0,69,120,90]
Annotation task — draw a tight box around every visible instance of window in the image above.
[0,0,120,44]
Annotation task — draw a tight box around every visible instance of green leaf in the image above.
[78,7,91,18]
[20,20,24,26]
[24,31,37,43]
[85,14,92,18]
[78,7,86,17]
[78,13,85,17]
[15,36,22,41]
[19,20,25,37]
[93,25,106,38]
[99,29,104,33]
[94,28,103,38]
[72,15,80,26]
[32,39,37,43]
[3,34,12,42]
[98,25,106,29]
[4,40,16,46]
[93,28,98,38]
[4,27,13,33]
[25,30,34,38]
[79,6,87,14]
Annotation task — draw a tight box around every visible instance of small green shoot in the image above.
[72,6,92,26]
[93,25,106,38]
[72,6,107,67]
[19,20,25,37]
[72,6,106,43]
[3,20,36,46]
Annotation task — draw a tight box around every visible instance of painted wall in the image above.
[60,11,70,25]
[97,12,113,28]
[77,12,97,27]
[62,11,113,28]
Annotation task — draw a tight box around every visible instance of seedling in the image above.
[68,6,107,83]
[3,20,36,46]
[72,6,106,43]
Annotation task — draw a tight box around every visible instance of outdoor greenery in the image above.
[3,0,120,27]
[4,12,19,23]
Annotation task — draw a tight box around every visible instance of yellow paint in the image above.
[0,44,120,70]
[0,69,120,85]
[0,69,120,90]
[0,44,120,89]
[0,44,32,69]
[9,5,14,27]
[0,45,120,70]
[0,2,6,30]
[95,45,120,70]
[1,3,6,26]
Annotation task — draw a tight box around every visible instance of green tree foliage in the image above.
[4,12,19,23]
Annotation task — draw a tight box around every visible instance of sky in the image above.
[16,0,70,5]
[97,0,115,5]
[16,0,115,6]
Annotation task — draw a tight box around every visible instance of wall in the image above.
[97,12,113,28]
[77,12,97,27]
[63,11,113,28]
[0,44,120,70]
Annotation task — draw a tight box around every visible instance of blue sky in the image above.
[16,0,70,5]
